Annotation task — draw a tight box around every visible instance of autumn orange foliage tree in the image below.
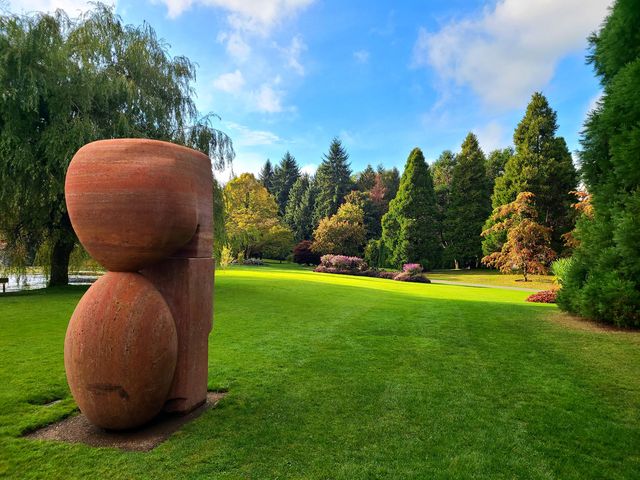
[481,192,555,281]
[561,189,594,249]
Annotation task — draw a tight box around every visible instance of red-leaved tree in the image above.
[481,192,555,281]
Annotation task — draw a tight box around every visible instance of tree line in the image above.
[224,91,578,276]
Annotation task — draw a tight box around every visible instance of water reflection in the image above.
[1,273,99,292]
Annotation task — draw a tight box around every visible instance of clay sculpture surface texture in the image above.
[64,139,214,430]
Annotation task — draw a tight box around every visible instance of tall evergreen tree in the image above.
[259,159,275,193]
[484,93,577,254]
[313,138,352,224]
[485,147,513,186]
[432,150,457,188]
[444,133,492,268]
[344,190,381,240]
[558,0,640,327]
[296,180,317,240]
[432,150,457,263]
[378,165,400,202]
[381,148,440,269]
[284,174,312,241]
[354,164,376,191]
[272,151,300,215]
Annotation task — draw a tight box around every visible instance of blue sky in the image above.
[9,0,612,180]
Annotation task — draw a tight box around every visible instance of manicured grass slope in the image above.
[1,264,639,479]
[428,269,555,291]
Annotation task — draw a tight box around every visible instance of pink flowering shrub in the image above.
[402,263,423,275]
[526,290,557,303]
[317,254,368,272]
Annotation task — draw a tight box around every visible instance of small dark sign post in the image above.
[0,277,8,293]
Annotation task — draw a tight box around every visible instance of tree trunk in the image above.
[454,259,459,270]
[49,237,75,287]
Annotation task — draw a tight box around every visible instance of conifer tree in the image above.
[344,190,381,240]
[296,181,317,240]
[313,138,352,224]
[284,175,312,241]
[272,151,300,215]
[432,150,457,264]
[484,93,577,254]
[558,0,640,327]
[354,164,376,191]
[378,165,400,202]
[444,134,492,268]
[381,148,440,269]
[485,147,513,186]
[259,159,275,193]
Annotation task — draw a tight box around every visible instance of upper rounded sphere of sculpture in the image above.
[65,139,210,272]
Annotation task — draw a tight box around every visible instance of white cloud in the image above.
[414,0,612,108]
[353,49,370,64]
[300,163,317,176]
[216,31,251,62]
[7,0,115,15]
[474,121,506,152]
[212,69,246,93]
[280,35,306,75]
[156,0,314,32]
[253,84,283,113]
[225,121,281,146]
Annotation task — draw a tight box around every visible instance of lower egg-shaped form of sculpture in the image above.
[64,272,178,430]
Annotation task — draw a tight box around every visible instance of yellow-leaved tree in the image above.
[224,173,293,259]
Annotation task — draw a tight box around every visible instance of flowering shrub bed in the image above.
[526,290,557,303]
[315,256,430,283]
[317,255,368,273]
[403,263,423,275]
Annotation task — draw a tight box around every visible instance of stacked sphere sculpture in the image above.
[64,139,214,430]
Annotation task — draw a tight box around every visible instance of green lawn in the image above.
[1,263,639,479]
[428,269,556,291]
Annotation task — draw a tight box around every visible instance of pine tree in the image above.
[378,165,400,202]
[284,175,312,241]
[432,150,457,265]
[272,152,300,215]
[432,150,457,188]
[354,164,376,191]
[259,159,275,193]
[485,93,578,254]
[381,148,440,269]
[344,190,381,240]
[485,147,513,186]
[296,181,317,240]
[558,0,640,327]
[313,138,352,224]
[444,133,492,268]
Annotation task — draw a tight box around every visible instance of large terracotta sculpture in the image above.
[64,139,214,430]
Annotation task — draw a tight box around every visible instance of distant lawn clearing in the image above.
[1,263,639,479]
[428,268,556,291]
